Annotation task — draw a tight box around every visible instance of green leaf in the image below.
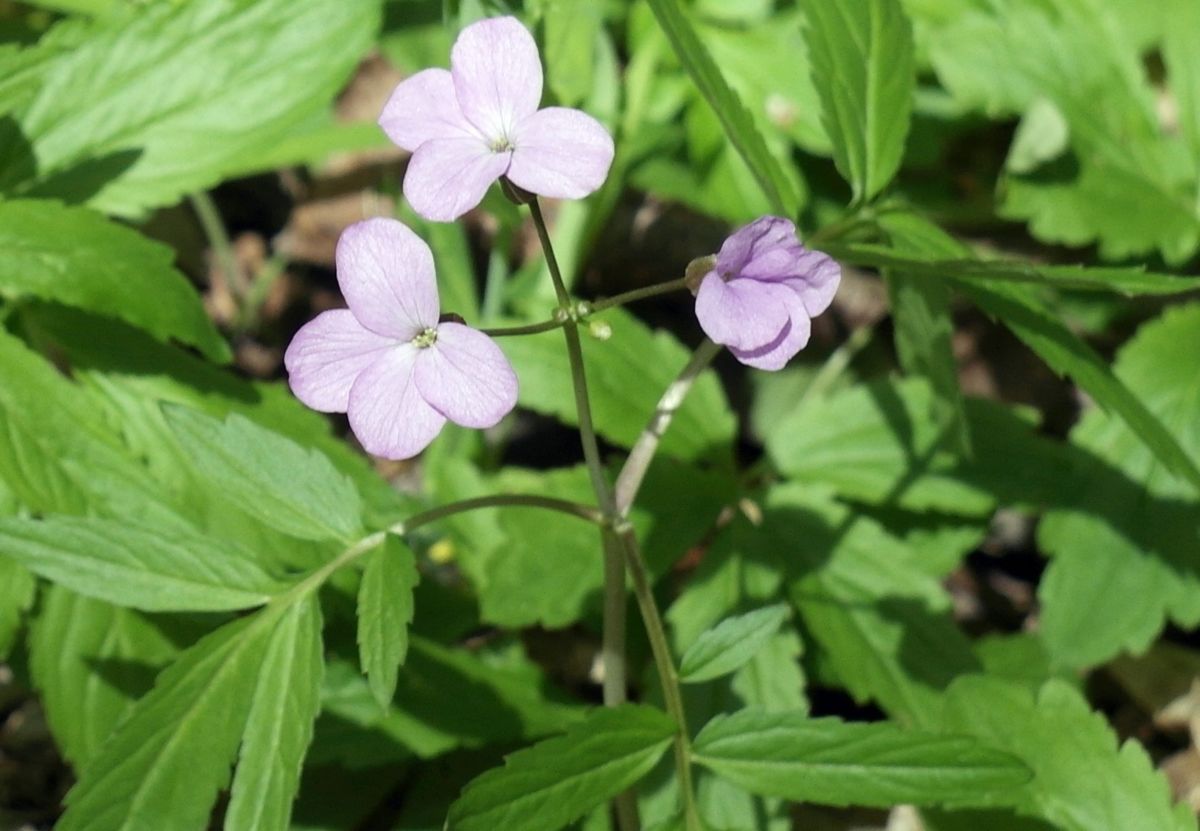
[644,0,799,215]
[1165,0,1200,165]
[0,516,280,611]
[225,596,324,831]
[885,272,970,454]
[755,484,980,726]
[936,677,1197,831]
[824,241,1200,295]
[802,0,915,201]
[693,710,1029,808]
[28,588,187,768]
[0,200,228,361]
[878,211,1200,497]
[543,0,601,107]
[357,534,419,708]
[446,705,676,831]
[0,0,380,216]
[164,406,364,543]
[680,604,791,683]
[502,308,735,462]
[58,610,277,831]
[1037,304,1200,668]
[0,558,34,658]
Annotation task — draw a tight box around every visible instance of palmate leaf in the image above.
[446,704,676,831]
[644,0,799,215]
[802,0,915,202]
[680,604,791,684]
[935,677,1197,831]
[0,516,281,612]
[0,0,379,216]
[357,534,419,708]
[164,406,364,544]
[58,596,324,831]
[1037,304,1200,669]
[0,200,228,361]
[693,710,1029,808]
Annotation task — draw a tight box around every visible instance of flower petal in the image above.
[694,272,794,351]
[715,216,798,277]
[347,345,446,460]
[336,218,440,339]
[506,107,614,199]
[451,16,543,141]
[413,322,518,428]
[378,68,478,152]
[404,137,510,221]
[728,291,812,371]
[783,251,842,317]
[284,310,395,412]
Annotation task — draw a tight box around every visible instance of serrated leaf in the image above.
[1037,304,1200,668]
[446,704,676,831]
[225,596,324,831]
[357,534,419,708]
[58,611,278,831]
[937,677,1197,831]
[0,200,228,361]
[0,516,280,611]
[879,211,1200,497]
[803,0,915,201]
[644,0,798,215]
[28,588,188,768]
[693,710,1029,808]
[164,406,364,543]
[0,0,379,216]
[502,308,735,462]
[680,604,791,683]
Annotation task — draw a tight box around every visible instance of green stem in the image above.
[188,191,248,301]
[528,199,699,831]
[481,276,691,339]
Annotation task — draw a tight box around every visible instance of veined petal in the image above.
[378,68,478,151]
[413,323,518,428]
[403,137,510,221]
[451,16,542,141]
[716,216,798,277]
[347,345,446,460]
[783,251,841,317]
[729,291,812,371]
[694,273,794,351]
[336,218,440,339]
[284,310,395,412]
[506,107,614,199]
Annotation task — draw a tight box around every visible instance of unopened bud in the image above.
[587,319,612,341]
[684,254,718,295]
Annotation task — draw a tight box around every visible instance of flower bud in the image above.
[587,319,612,341]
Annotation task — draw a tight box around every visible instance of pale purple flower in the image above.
[695,216,841,371]
[285,218,518,460]
[378,16,615,221]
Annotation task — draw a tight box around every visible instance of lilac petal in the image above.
[716,216,798,277]
[729,291,812,371]
[336,218,440,339]
[694,272,795,351]
[378,68,479,152]
[451,17,542,142]
[284,310,395,412]
[347,345,446,460]
[403,137,511,221]
[783,251,842,317]
[413,323,518,428]
[506,107,614,199]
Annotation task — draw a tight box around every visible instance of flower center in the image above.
[489,136,514,153]
[412,327,438,348]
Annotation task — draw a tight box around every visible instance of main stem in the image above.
[528,199,701,831]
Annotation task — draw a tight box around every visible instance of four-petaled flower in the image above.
[379,16,615,221]
[285,218,518,460]
[694,216,841,371]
